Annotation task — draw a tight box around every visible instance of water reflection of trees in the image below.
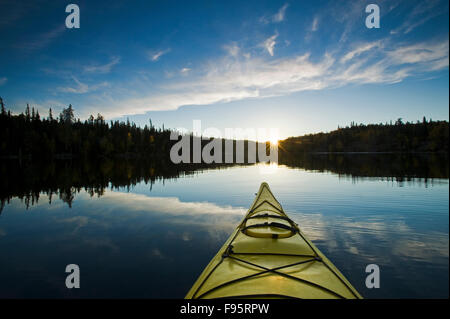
[0,159,244,212]
[278,152,449,180]
[0,152,448,212]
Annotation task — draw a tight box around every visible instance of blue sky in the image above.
[0,0,448,139]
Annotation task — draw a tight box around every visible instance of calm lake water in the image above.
[0,155,448,298]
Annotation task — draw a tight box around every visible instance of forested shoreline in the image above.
[0,99,174,160]
[279,119,448,154]
[0,99,266,162]
[0,98,448,160]
[1,99,448,211]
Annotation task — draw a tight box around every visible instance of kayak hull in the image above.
[186,182,362,299]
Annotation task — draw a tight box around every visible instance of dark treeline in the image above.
[279,118,449,153]
[0,99,173,160]
[0,98,448,162]
[0,99,267,162]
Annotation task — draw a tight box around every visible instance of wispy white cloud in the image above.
[148,48,171,62]
[58,76,89,94]
[0,77,7,86]
[86,53,333,118]
[340,41,383,63]
[272,3,289,23]
[180,67,191,75]
[391,0,445,35]
[260,3,289,24]
[197,52,332,93]
[335,40,448,85]
[262,33,278,56]
[311,16,319,32]
[304,16,319,41]
[84,57,121,74]
[85,37,448,119]
[324,0,401,44]
[327,0,370,43]
[428,57,450,71]
[223,42,240,57]
[387,41,449,66]
[223,43,252,59]
[57,76,109,94]
[14,25,65,52]
[333,58,412,85]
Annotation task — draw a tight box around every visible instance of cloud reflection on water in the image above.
[1,177,448,298]
[290,212,449,262]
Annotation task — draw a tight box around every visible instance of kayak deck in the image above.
[186,182,362,299]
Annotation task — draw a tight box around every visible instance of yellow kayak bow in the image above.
[186,182,362,299]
